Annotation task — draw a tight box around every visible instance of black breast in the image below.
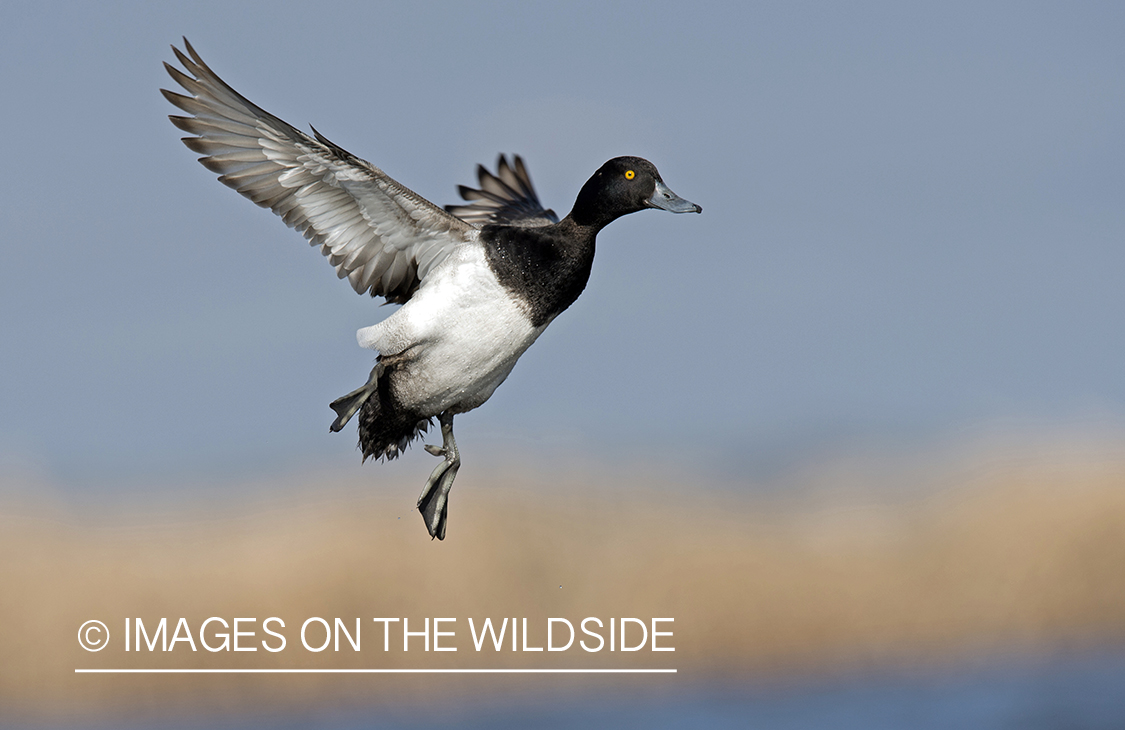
[481,220,597,327]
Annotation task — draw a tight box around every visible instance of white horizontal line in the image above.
[75,668,676,674]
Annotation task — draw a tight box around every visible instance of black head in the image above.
[568,156,701,230]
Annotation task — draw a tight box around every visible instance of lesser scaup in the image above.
[162,39,701,539]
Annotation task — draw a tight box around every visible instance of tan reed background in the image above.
[2,441,1124,722]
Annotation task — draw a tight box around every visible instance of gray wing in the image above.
[162,38,473,304]
[446,154,559,228]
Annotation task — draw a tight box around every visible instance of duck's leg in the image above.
[328,361,384,432]
[418,412,459,540]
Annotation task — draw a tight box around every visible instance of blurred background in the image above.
[2,1,1124,727]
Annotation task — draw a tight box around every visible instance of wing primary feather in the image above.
[164,39,475,303]
[445,153,558,227]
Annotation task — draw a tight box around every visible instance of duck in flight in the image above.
[162,39,701,540]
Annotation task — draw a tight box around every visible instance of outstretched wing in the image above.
[446,154,559,228]
[162,38,473,304]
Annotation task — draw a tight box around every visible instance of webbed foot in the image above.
[328,361,384,432]
[417,413,458,540]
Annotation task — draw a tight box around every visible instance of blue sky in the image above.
[1,1,1123,487]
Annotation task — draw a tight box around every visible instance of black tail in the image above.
[351,361,430,462]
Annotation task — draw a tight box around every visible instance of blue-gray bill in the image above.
[647,180,703,214]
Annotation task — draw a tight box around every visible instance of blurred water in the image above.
[30,650,1125,730]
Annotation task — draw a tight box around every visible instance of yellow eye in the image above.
[624,170,635,180]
